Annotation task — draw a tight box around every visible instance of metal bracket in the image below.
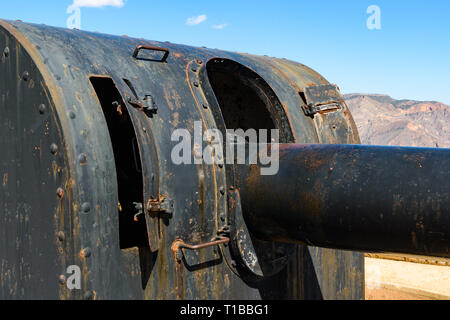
[133,45,170,62]
[133,202,144,222]
[171,236,230,262]
[228,189,263,277]
[300,84,343,116]
[302,102,341,116]
[127,95,158,116]
[146,195,174,217]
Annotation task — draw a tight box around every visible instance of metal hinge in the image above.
[300,84,343,116]
[127,94,158,116]
[133,202,144,222]
[301,102,341,116]
[146,195,174,217]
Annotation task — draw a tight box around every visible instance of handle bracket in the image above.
[133,45,170,62]
[171,236,230,262]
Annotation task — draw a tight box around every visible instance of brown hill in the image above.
[344,94,450,148]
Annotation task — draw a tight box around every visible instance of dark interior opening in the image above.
[205,58,294,143]
[205,59,298,284]
[90,76,148,249]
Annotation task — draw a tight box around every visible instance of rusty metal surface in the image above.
[237,144,450,257]
[0,19,366,299]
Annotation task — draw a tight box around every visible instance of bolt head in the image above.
[68,111,76,119]
[56,188,64,198]
[78,153,88,164]
[22,71,30,81]
[81,202,91,213]
[57,231,65,242]
[81,247,91,258]
[38,104,46,114]
[50,144,58,154]
[84,291,94,300]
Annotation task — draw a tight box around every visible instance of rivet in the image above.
[202,103,208,109]
[219,212,226,222]
[193,81,199,87]
[191,67,198,72]
[84,290,94,300]
[58,275,66,285]
[81,247,91,258]
[218,163,223,169]
[56,188,64,198]
[68,111,76,119]
[22,71,30,81]
[38,104,46,114]
[78,153,87,164]
[81,202,91,213]
[50,143,58,154]
[219,187,225,195]
[3,47,9,57]
[57,231,65,242]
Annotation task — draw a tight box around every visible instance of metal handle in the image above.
[171,236,230,262]
[133,45,170,62]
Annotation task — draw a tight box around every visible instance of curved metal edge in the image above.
[0,19,81,299]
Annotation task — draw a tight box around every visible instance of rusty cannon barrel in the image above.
[236,144,450,258]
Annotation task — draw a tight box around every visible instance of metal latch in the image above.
[300,84,343,116]
[127,94,158,116]
[146,195,174,217]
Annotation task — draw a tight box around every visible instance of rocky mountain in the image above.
[344,94,449,148]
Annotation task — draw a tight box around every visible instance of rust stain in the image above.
[2,173,7,187]
[172,112,179,127]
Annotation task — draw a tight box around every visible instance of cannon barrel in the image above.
[237,144,450,258]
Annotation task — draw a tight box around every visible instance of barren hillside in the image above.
[344,94,449,148]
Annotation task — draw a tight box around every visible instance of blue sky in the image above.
[2,0,450,104]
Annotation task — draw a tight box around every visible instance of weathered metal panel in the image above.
[0,19,367,300]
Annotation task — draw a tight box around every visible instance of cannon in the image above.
[0,20,449,300]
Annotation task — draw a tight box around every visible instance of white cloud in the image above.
[186,14,207,26]
[212,23,228,30]
[73,0,126,8]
